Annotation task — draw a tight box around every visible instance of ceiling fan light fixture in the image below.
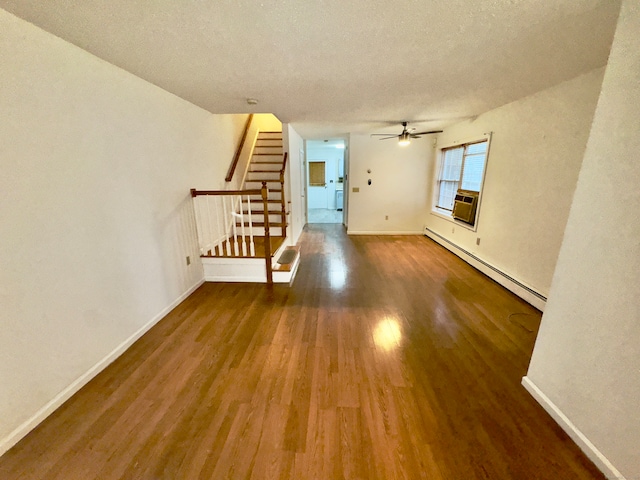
[371,121,441,145]
[398,132,411,146]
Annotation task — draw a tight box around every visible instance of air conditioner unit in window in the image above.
[452,189,479,225]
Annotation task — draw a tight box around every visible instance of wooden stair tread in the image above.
[273,246,300,272]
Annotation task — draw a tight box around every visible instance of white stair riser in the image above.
[247,170,281,178]
[201,256,296,284]
[257,132,282,140]
[255,139,282,147]
[251,155,283,163]
[249,163,282,172]
[247,192,282,201]
[236,213,283,223]
[245,180,282,189]
[253,147,283,155]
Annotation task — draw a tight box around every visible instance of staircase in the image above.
[191,127,300,284]
[240,131,287,237]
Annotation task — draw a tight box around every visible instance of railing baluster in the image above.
[222,196,232,256]
[204,196,213,256]
[239,196,248,256]
[191,187,272,278]
[231,195,240,256]
[214,197,223,256]
[247,194,255,257]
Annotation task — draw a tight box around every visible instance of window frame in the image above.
[431,133,492,231]
[308,161,326,187]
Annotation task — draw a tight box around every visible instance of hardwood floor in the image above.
[0,224,605,479]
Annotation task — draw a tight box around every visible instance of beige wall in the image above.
[425,68,605,299]
[347,134,433,234]
[0,9,245,453]
[526,2,640,478]
[227,113,282,191]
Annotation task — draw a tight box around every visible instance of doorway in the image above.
[306,138,346,224]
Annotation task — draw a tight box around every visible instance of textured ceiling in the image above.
[0,0,621,138]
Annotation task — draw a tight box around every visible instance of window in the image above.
[309,161,326,186]
[435,140,488,212]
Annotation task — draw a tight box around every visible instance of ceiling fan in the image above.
[371,122,442,146]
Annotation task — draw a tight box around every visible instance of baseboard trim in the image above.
[424,227,546,311]
[521,376,626,480]
[0,278,205,457]
[204,275,267,283]
[347,230,423,235]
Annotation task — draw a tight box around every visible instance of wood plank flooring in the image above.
[0,224,605,479]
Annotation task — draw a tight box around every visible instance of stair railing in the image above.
[225,114,254,183]
[191,182,273,284]
[279,152,288,238]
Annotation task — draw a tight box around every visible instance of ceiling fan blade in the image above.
[377,136,399,140]
[411,130,443,135]
[370,133,399,137]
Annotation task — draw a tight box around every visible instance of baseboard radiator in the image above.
[424,227,547,310]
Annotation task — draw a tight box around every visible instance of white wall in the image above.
[424,68,605,299]
[525,2,640,479]
[343,142,350,227]
[283,124,305,245]
[0,9,246,454]
[347,134,433,234]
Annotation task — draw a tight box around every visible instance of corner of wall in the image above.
[521,376,627,480]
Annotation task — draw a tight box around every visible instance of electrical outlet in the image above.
[476,237,481,246]
[186,256,191,266]
[353,187,360,193]
[385,215,389,220]
[452,227,455,234]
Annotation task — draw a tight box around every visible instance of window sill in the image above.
[430,209,479,232]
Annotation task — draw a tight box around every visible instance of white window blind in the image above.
[435,139,488,213]
[437,147,464,210]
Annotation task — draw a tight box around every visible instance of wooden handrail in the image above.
[225,114,254,182]
[191,185,273,284]
[191,188,261,197]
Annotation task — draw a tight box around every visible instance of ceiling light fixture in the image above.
[398,131,411,146]
[371,122,442,146]
[246,98,258,105]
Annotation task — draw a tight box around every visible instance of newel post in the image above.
[261,181,273,285]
